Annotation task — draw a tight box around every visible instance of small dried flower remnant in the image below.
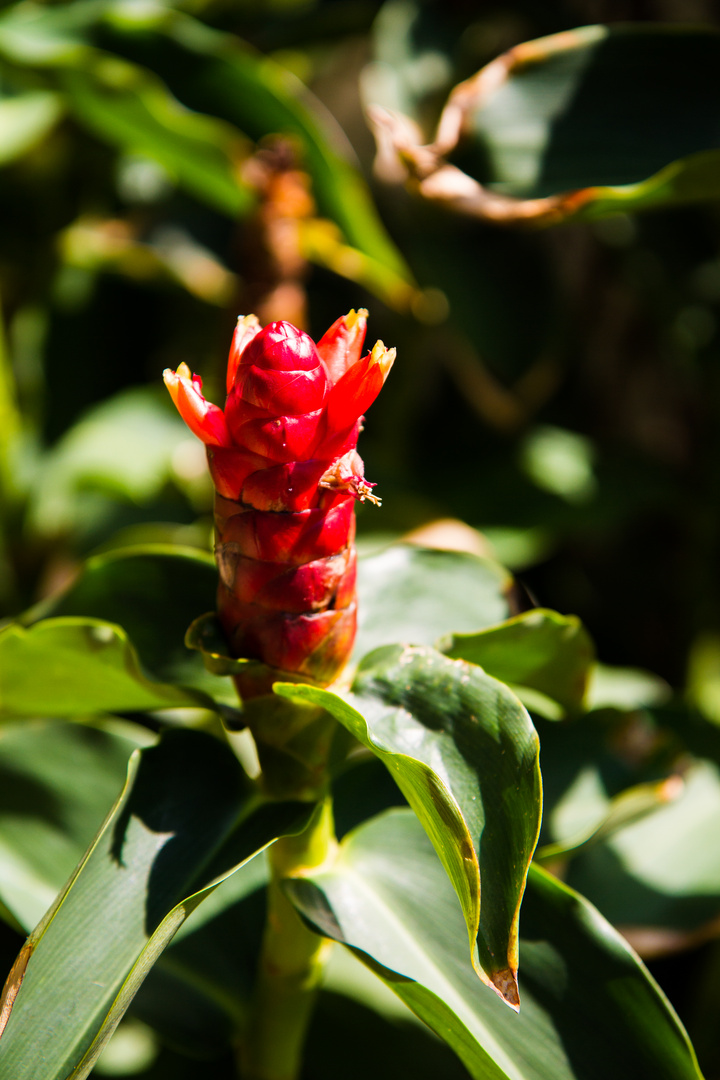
[164,310,394,691]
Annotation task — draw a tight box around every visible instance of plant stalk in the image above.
[239,797,336,1080]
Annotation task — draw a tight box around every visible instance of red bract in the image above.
[164,309,394,692]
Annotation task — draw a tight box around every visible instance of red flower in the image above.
[164,310,394,691]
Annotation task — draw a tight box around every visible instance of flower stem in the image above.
[240,798,336,1080]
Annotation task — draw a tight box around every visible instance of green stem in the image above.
[240,798,337,1080]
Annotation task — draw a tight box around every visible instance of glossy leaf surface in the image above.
[355,545,513,661]
[13,545,514,718]
[0,618,203,718]
[286,809,703,1080]
[25,545,238,709]
[440,608,595,718]
[0,729,311,1079]
[277,643,541,1005]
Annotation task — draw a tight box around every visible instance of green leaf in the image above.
[0,90,63,165]
[0,729,312,1079]
[0,0,91,64]
[452,25,720,219]
[355,545,513,661]
[440,608,595,719]
[0,618,205,718]
[0,718,152,930]
[286,809,703,1080]
[27,545,239,710]
[276,643,541,1006]
[587,662,671,711]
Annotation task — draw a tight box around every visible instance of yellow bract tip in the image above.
[371,341,396,378]
[345,308,368,330]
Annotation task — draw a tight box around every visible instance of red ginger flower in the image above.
[164,310,394,692]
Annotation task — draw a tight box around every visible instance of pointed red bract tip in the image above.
[317,308,368,384]
[227,315,261,393]
[163,365,229,447]
[323,340,396,433]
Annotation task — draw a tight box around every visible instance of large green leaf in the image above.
[23,544,513,718]
[125,753,411,1056]
[286,809,703,1080]
[25,545,238,710]
[276,643,541,1006]
[0,729,311,1079]
[0,618,208,718]
[355,544,513,661]
[0,718,151,931]
[440,608,594,718]
[0,717,261,1056]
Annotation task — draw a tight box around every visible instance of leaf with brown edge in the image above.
[370,24,720,226]
[285,809,703,1080]
[276,643,542,1008]
[0,940,32,1040]
[0,729,314,1080]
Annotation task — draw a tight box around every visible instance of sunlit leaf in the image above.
[566,759,720,945]
[536,775,683,863]
[355,545,513,661]
[27,388,206,535]
[276,643,541,1006]
[59,52,253,217]
[0,0,414,304]
[0,618,204,718]
[96,5,415,306]
[26,545,238,710]
[587,663,671,711]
